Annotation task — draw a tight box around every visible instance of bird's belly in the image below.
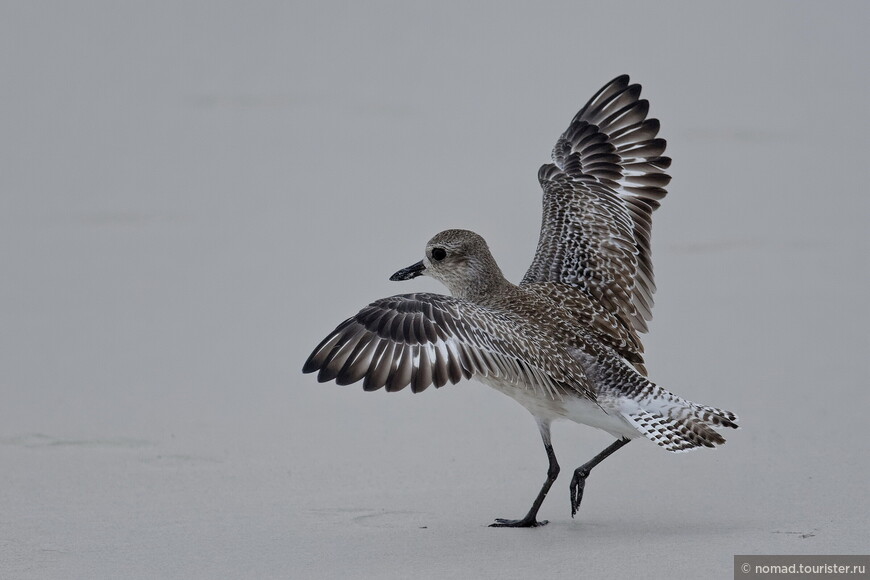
[477,376,639,439]
[561,395,640,439]
[477,376,569,420]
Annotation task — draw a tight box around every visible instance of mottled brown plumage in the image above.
[303,75,738,527]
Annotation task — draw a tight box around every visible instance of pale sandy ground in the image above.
[2,2,868,578]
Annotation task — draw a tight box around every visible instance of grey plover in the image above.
[303,75,738,527]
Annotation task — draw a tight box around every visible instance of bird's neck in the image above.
[451,265,516,304]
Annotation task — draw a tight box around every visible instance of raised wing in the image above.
[522,75,671,335]
[302,293,591,398]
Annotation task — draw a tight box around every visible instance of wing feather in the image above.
[303,293,590,398]
[412,344,432,393]
[522,75,671,340]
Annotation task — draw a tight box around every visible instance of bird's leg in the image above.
[491,420,559,528]
[570,437,631,518]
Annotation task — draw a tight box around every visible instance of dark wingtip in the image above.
[302,351,321,374]
[612,73,631,85]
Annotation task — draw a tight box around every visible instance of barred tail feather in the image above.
[695,404,739,429]
[622,396,739,453]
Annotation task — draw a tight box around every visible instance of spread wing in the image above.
[522,75,671,335]
[302,293,591,399]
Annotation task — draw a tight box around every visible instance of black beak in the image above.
[390,260,426,281]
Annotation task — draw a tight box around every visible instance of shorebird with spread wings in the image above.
[303,75,738,527]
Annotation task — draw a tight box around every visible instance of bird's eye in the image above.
[431,247,447,261]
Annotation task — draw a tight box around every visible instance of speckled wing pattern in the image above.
[302,292,591,399]
[522,75,671,337]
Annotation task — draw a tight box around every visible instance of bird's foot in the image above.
[569,467,590,518]
[490,517,548,528]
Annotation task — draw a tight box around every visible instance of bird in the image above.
[302,74,738,527]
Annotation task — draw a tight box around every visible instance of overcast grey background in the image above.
[2,1,868,578]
